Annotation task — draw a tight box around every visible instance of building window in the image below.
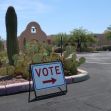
[31,26,36,33]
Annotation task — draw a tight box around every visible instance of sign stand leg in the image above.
[28,70,38,102]
[58,87,63,92]
[58,84,67,95]
[28,71,31,102]
[29,85,67,101]
[33,84,37,99]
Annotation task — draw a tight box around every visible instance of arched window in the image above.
[31,26,36,33]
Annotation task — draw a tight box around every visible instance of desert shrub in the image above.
[0,51,8,67]
[6,65,15,76]
[102,45,111,51]
[0,67,7,76]
[96,47,102,51]
[96,45,111,51]
[13,53,30,79]
[54,47,64,53]
[81,47,95,52]
[0,65,15,76]
[0,41,85,78]
[12,42,60,79]
[62,45,85,76]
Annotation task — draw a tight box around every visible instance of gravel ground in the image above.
[0,76,28,85]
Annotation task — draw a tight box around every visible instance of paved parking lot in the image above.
[0,51,111,111]
[77,51,111,64]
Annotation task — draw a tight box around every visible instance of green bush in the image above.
[62,45,85,76]
[0,41,85,79]
[54,47,64,53]
[12,42,60,79]
[0,67,7,76]
[102,45,111,51]
[81,47,95,52]
[0,51,8,67]
[0,65,15,76]
[7,65,15,76]
[96,45,111,51]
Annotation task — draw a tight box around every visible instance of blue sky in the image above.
[0,0,111,39]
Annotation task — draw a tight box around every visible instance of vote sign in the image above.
[30,61,66,90]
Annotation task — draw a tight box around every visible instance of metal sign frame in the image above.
[28,61,67,102]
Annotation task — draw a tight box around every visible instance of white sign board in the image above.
[30,61,66,90]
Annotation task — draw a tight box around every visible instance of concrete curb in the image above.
[65,69,89,84]
[0,69,89,96]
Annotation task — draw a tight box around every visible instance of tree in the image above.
[104,25,111,40]
[0,36,4,51]
[52,33,69,47]
[70,27,96,52]
[5,6,19,65]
